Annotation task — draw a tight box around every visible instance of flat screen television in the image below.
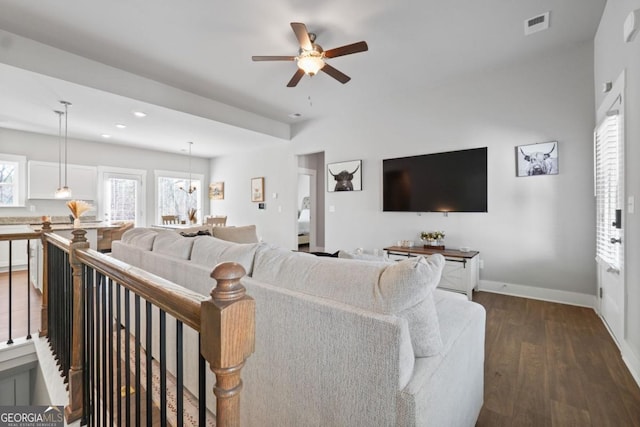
[383,147,488,212]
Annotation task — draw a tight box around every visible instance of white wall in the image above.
[211,42,597,297]
[0,128,210,225]
[595,0,640,379]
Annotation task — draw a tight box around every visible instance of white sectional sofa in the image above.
[112,228,486,427]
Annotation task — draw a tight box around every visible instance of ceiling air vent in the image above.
[524,11,550,36]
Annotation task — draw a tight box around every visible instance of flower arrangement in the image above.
[188,208,198,224]
[420,230,445,241]
[66,200,93,228]
[66,200,93,219]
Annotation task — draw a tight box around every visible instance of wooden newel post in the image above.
[65,229,89,423]
[201,262,255,427]
[39,220,51,337]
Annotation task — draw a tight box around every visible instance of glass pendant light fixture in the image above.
[54,100,72,198]
[179,141,196,194]
[53,109,65,198]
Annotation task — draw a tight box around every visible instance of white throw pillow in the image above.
[378,255,445,357]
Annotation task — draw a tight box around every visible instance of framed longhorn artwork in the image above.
[516,141,559,177]
[327,160,362,192]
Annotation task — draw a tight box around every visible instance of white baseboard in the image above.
[478,280,597,308]
[621,342,640,389]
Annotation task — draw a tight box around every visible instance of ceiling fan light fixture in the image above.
[297,51,325,76]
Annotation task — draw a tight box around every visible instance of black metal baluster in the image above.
[176,320,183,427]
[7,240,13,345]
[116,282,122,426]
[101,275,108,427]
[95,273,102,427]
[26,239,31,340]
[160,310,167,427]
[146,301,152,427]
[84,266,94,426]
[135,295,141,427]
[108,278,114,427]
[124,288,131,426]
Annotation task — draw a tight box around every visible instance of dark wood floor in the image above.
[3,272,640,425]
[474,291,640,427]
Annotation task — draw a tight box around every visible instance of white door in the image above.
[595,81,625,344]
[99,167,146,226]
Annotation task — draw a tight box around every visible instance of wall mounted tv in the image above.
[383,147,488,213]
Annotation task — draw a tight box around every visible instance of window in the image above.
[0,154,26,207]
[595,110,622,269]
[155,171,203,224]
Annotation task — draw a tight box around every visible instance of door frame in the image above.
[297,167,317,250]
[97,166,147,227]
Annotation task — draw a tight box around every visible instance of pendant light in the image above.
[54,100,72,198]
[179,141,196,194]
[53,110,65,198]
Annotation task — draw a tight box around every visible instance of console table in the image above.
[384,246,480,300]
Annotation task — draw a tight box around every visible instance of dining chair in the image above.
[162,215,180,225]
[206,215,227,227]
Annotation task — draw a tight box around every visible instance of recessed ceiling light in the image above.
[133,111,147,118]
[288,112,302,119]
[115,123,127,129]
[101,134,111,138]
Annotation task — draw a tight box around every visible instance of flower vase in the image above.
[73,218,81,228]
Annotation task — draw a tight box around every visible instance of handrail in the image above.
[0,231,41,241]
[34,225,254,426]
[75,247,204,331]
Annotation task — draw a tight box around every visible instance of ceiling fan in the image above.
[252,22,368,87]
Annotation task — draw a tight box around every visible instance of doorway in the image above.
[297,152,325,252]
[98,166,146,226]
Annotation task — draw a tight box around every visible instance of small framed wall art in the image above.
[209,182,224,200]
[251,177,265,202]
[327,160,362,192]
[515,141,559,177]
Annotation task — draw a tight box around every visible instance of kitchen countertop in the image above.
[29,221,120,231]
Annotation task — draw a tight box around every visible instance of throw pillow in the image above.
[212,225,259,244]
[378,255,445,357]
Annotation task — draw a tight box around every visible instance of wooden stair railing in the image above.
[38,226,255,426]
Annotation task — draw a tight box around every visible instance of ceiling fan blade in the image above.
[291,22,312,50]
[321,63,351,84]
[324,41,369,58]
[252,55,296,61]
[287,69,305,87]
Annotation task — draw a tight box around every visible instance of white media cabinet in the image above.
[384,246,480,300]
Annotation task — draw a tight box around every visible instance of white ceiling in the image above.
[0,0,606,158]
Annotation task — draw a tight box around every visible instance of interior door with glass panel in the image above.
[102,171,145,226]
[595,93,624,345]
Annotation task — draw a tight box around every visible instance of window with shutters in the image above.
[594,111,622,269]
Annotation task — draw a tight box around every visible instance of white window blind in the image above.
[594,111,622,268]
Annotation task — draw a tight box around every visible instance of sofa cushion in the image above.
[338,249,390,262]
[211,225,259,244]
[252,246,445,357]
[120,227,157,251]
[152,230,195,260]
[379,256,445,357]
[190,235,261,275]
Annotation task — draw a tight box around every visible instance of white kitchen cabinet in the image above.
[28,161,97,200]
